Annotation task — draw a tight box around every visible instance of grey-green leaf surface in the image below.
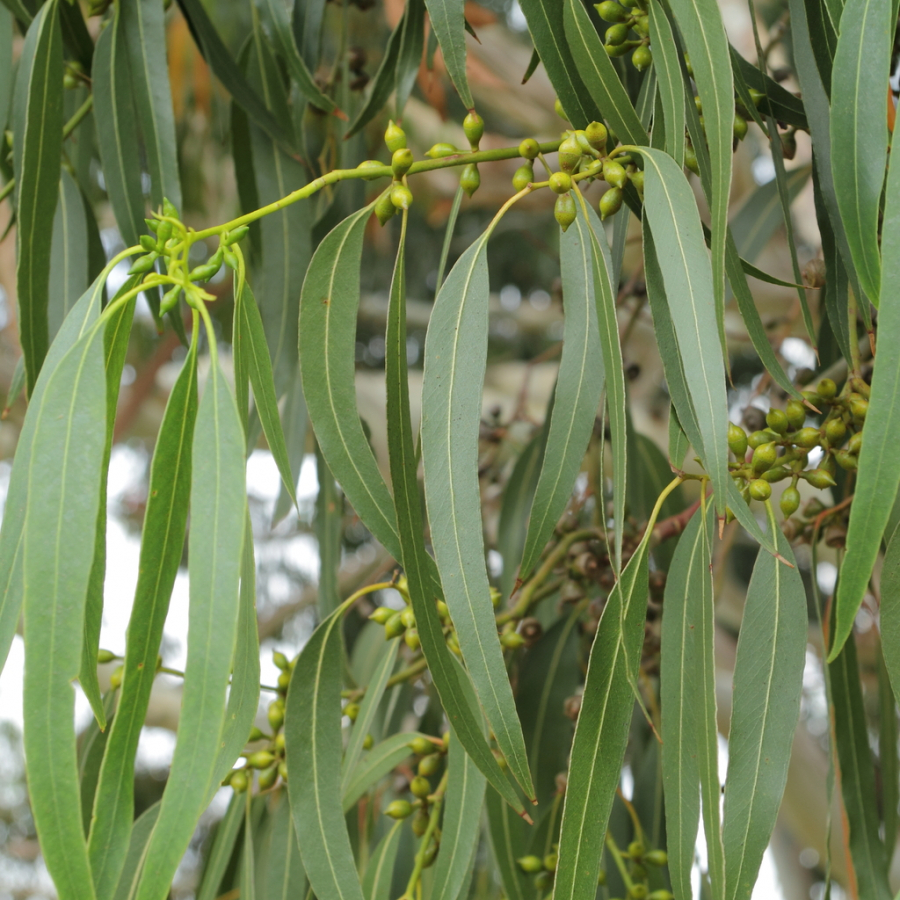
[0,6,12,135]
[648,0,684,166]
[196,792,245,900]
[430,734,487,900]
[315,448,342,617]
[12,0,63,394]
[299,204,401,559]
[362,822,402,900]
[562,0,646,143]
[395,0,425,117]
[22,321,108,900]
[640,149,728,517]
[341,732,421,813]
[829,0,892,304]
[383,223,525,813]
[135,359,246,900]
[828,631,893,900]
[553,538,651,900]
[486,787,532,900]
[120,0,181,212]
[668,0,733,335]
[518,213,603,581]
[285,604,365,900]
[89,341,198,900]
[421,234,534,801]
[518,0,599,128]
[721,531,806,900]
[262,790,307,900]
[241,791,257,900]
[882,531,900,705]
[831,139,900,660]
[424,0,473,109]
[273,366,308,526]
[78,693,116,837]
[93,3,144,248]
[111,803,161,900]
[48,168,89,340]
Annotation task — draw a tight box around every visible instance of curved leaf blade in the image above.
[195,792,245,900]
[111,803,161,900]
[829,0,892,303]
[362,822,403,900]
[345,19,402,139]
[423,0,473,109]
[395,0,425,117]
[135,360,247,900]
[341,732,420,813]
[422,235,534,800]
[648,0,684,166]
[48,169,90,340]
[262,790,308,900]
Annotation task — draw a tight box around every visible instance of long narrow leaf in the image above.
[362,822,403,900]
[48,169,89,340]
[395,0,425,117]
[648,0,684,166]
[341,732,421,813]
[423,0,472,109]
[111,803,161,900]
[262,790,308,900]
[196,792,246,900]
[486,788,532,900]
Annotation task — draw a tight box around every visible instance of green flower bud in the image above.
[230,769,249,793]
[780,486,801,517]
[848,431,862,454]
[412,808,430,836]
[786,400,806,430]
[748,88,765,107]
[356,159,385,181]
[447,634,461,655]
[751,442,778,474]
[273,650,290,670]
[728,423,749,458]
[247,726,266,743]
[410,775,431,798]
[766,409,789,435]
[748,428,779,449]
[557,136,582,173]
[128,253,159,276]
[761,465,790,483]
[275,732,285,752]
[629,886,648,900]
[404,628,421,650]
[554,193,577,232]
[512,163,533,192]
[223,247,238,270]
[162,197,179,219]
[156,220,173,245]
[804,468,837,489]
[605,40,635,57]
[817,378,838,400]
[363,733,374,750]
[645,850,668,866]
[596,0,629,21]
[425,143,458,159]
[384,612,406,639]
[97,649,117,664]
[225,224,250,245]
[554,98,569,120]
[110,664,124,690]
[628,841,645,860]
[850,397,868,422]
[258,764,279,790]
[748,479,772,501]
[835,449,857,471]
[391,183,414,210]
[369,606,395,624]
[344,702,360,721]
[534,871,554,890]
[632,44,652,70]
[501,631,525,649]
[463,111,485,148]
[278,760,288,781]
[543,852,558,872]
[824,418,847,444]
[549,171,573,194]
[418,753,441,776]
[268,699,285,731]
[585,121,608,150]
[684,144,700,175]
[606,22,630,44]
[189,261,221,283]
[386,799,413,819]
[632,13,649,36]
[599,186,624,220]
[277,671,291,691]
[384,120,407,153]
[139,234,158,253]
[629,168,644,194]
[410,736,434,756]
[733,113,748,141]
[794,427,822,449]
[391,148,413,178]
[160,286,182,315]
[400,607,416,629]
[519,137,540,160]
[602,159,628,189]
[246,750,276,769]
[460,163,480,197]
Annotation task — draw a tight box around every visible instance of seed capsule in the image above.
[404,628,420,650]
[557,137,582,173]
[400,607,416,629]
[751,442,778,474]
[410,736,435,756]
[277,671,291,691]
[628,841,645,860]
[605,22,630,44]
[189,261,221,283]
[629,169,644,194]
[596,0,629,21]
[733,114,748,141]
[410,775,431,798]
[761,465,790,483]
[817,378,837,399]
[160,286,182,315]
[460,163,480,197]
[128,253,158,276]
[835,450,857,471]
[794,427,822,449]
[780,486,801,517]
[684,144,700,175]
[804,468,837,489]
[344,702,360,721]
[418,753,441,776]
[766,409,789,435]
[246,750,276,769]
[512,162,534,192]
[391,183,413,210]
[385,800,413,819]
[585,121,608,150]
[555,193,577,232]
[599,186,624,220]
[632,44,652,70]
[412,808,430,836]
[225,225,251,245]
[384,120,407,153]
[824,418,847,444]
[748,479,772,501]
[369,606,395,624]
[501,631,526,649]
[747,429,776,449]
[425,143,458,159]
[258,765,279,790]
[391,148,414,178]
[728,423,748,458]
[785,400,806,430]
[384,612,406,639]
[543,852,558,872]
[602,159,628,189]
[230,769,249,793]
[850,397,868,422]
[549,171,573,194]
[554,98,568,120]
[273,650,290,670]
[110,664,124,690]
[519,137,540,159]
[463,111,485,148]
[645,850,668,866]
[848,431,862,454]
[268,699,285,731]
[534,871,554,890]
[363,733,374,750]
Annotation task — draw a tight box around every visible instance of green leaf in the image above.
[315,447,342,618]
[384,220,525,814]
[518,212,603,581]
[345,16,403,138]
[829,0,892,304]
[48,169,90,341]
[882,530,900,705]
[93,3,145,248]
[292,0,325,66]
[395,0,425,117]
[0,5,12,134]
[78,693,117,837]
[0,0,31,27]
[661,506,724,900]
[648,0,684,166]
[196,792,246,900]
[120,0,182,212]
[241,791,258,900]
[252,0,337,113]
[22,321,108,900]
[423,0,473,109]
[486,787,532,900]
[175,0,297,153]
[12,0,63,394]
[553,537,651,900]
[59,0,93,75]
[236,283,297,504]
[878,652,899,855]
[730,49,808,130]
[430,734,487,900]
[668,404,689,470]
[361,822,402,900]
[284,604,365,900]
[640,149,729,517]
[299,204,401,559]
[341,732,419,812]
[518,0,599,129]
[721,531,806,900]
[831,144,900,662]
[111,803,161,900]
[273,365,308,526]
[342,641,399,786]
[421,234,534,801]
[134,359,246,900]
[88,338,198,899]
[261,790,307,900]
[828,631,893,900]
[562,0,646,143]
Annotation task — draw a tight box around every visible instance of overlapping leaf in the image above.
[111,803,161,900]
[424,0,473,109]
[648,0,684,166]
[261,791,307,900]
[196,793,245,900]
[395,0,425,117]
[341,732,421,812]
[362,822,402,900]
[48,169,89,340]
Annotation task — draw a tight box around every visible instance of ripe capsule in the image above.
[384,120,407,153]
[385,800,413,819]
[728,423,748,459]
[418,753,441,776]
[384,612,406,639]
[549,171,573,194]
[344,702,360,722]
[463,111,485,148]
[748,479,772,501]
[632,44,652,70]
[596,0,629,21]
[230,769,249,793]
[599,186,624,220]
[460,163,480,197]
[605,22,630,44]
[369,606,395,624]
[410,736,435,756]
[602,159,628,189]
[554,193,577,232]
[733,114,748,141]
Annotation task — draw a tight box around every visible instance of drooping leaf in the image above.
[12,0,64,394]
[93,3,145,248]
[829,0,892,304]
[562,0,646,143]
[241,791,257,900]
[78,693,117,837]
[111,803,161,900]
[48,168,89,340]
[0,6,12,133]
[518,212,603,582]
[261,790,308,900]
[430,734,487,900]
[315,447,342,618]
[196,792,246,900]
[88,337,198,900]
[284,603,365,900]
[22,320,108,900]
[421,234,535,800]
[648,0,684,166]
[878,652,899,855]
[384,221,525,813]
[730,49,808,130]
[486,787,532,900]
[292,0,325,66]
[721,531,806,900]
[341,732,421,813]
[423,0,473,109]
[273,365,308,526]
[134,358,246,900]
[882,530,900,705]
[395,0,425,117]
[361,822,402,900]
[831,139,900,660]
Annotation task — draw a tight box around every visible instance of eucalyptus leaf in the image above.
[424,0,473,109]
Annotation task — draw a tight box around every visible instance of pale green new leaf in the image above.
[421,234,535,801]
[135,360,247,900]
[424,0,472,109]
[831,139,900,660]
[829,0,892,304]
[284,604,365,900]
[362,822,402,900]
[722,531,806,900]
[12,0,63,394]
[518,211,603,582]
